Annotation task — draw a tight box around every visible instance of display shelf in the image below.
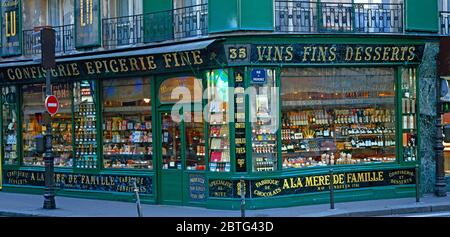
[282,97,394,108]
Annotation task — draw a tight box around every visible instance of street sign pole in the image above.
[41,27,56,209]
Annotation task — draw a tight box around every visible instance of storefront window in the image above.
[185,111,206,170]
[102,78,153,169]
[250,69,279,172]
[2,86,18,165]
[159,76,202,104]
[74,81,98,169]
[401,68,417,162]
[22,83,73,167]
[161,112,181,169]
[281,68,396,169]
[207,69,231,172]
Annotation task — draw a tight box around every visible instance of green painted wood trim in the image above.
[208,0,239,33]
[405,0,439,33]
[245,66,252,173]
[229,68,236,173]
[239,0,274,31]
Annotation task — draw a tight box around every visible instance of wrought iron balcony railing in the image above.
[440,11,450,35]
[102,14,144,48]
[23,24,75,57]
[103,4,208,49]
[275,1,403,34]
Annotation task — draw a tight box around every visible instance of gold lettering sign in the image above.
[2,49,208,81]
[251,45,422,64]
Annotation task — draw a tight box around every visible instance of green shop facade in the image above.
[0,33,439,209]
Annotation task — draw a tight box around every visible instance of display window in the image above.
[185,111,206,170]
[207,69,231,172]
[250,69,279,172]
[74,81,98,169]
[159,76,203,104]
[280,67,396,169]
[401,68,418,162]
[102,78,153,169]
[2,86,18,166]
[22,83,73,167]
[161,112,182,169]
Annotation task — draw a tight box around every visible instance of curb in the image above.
[324,204,450,217]
[0,211,43,217]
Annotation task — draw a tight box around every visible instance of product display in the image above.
[161,113,182,169]
[102,78,153,169]
[208,107,231,172]
[207,70,231,172]
[74,81,98,169]
[281,107,396,169]
[75,102,97,169]
[251,69,278,172]
[185,112,206,170]
[281,67,398,169]
[103,117,153,169]
[2,86,18,165]
[402,68,417,162]
[22,83,74,167]
[52,118,73,167]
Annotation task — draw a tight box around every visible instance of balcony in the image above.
[275,1,403,34]
[23,24,75,57]
[441,11,450,35]
[102,4,208,49]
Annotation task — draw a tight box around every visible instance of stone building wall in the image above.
[418,42,439,193]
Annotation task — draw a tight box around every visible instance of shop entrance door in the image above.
[159,111,183,204]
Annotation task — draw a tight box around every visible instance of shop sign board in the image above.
[189,174,206,202]
[45,95,59,115]
[251,69,267,84]
[0,45,226,83]
[209,168,415,198]
[2,170,153,194]
[75,0,101,48]
[227,44,425,65]
[1,0,22,56]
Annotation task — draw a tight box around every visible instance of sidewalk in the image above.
[0,192,449,217]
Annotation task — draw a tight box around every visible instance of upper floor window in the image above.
[174,0,207,8]
[22,0,74,29]
[440,0,450,11]
[102,0,142,18]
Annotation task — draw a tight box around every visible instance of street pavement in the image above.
[385,211,450,217]
[0,192,450,217]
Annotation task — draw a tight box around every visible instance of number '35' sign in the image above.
[226,45,250,63]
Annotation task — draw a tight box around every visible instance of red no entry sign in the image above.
[45,95,59,115]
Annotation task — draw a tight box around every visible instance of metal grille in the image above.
[23,24,75,57]
[102,4,208,49]
[275,1,403,34]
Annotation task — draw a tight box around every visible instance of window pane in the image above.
[161,113,181,169]
[74,81,98,169]
[207,69,231,172]
[22,83,73,167]
[401,68,417,162]
[250,69,279,172]
[185,111,206,170]
[159,77,202,104]
[281,68,396,169]
[2,86,18,165]
[102,78,153,169]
